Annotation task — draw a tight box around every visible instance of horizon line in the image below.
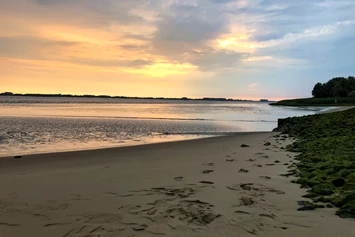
[0,92,278,102]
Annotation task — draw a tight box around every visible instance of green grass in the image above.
[278,108,355,218]
[270,97,355,106]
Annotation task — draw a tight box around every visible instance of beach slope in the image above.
[0,133,354,237]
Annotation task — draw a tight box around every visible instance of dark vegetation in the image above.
[277,108,355,218]
[271,76,355,106]
[312,76,355,98]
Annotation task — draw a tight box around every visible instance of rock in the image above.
[333,192,355,207]
[297,201,316,211]
[311,183,335,195]
[337,200,355,218]
[264,142,271,146]
[275,160,280,163]
[241,144,250,147]
[14,156,22,159]
[239,169,249,173]
[297,201,325,211]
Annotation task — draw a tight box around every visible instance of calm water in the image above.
[0,96,332,157]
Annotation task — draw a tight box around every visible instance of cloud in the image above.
[0,0,355,98]
[243,56,272,62]
[188,49,245,71]
[151,1,228,59]
[0,36,79,60]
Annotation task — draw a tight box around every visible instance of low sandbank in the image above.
[318,105,355,114]
[0,133,354,237]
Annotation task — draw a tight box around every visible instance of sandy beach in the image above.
[0,132,354,237]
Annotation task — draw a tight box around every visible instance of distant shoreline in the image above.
[0,92,272,102]
[270,97,355,106]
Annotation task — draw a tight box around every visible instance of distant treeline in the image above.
[312,76,355,98]
[271,76,355,106]
[0,92,253,102]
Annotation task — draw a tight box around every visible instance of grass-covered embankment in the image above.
[270,97,355,106]
[278,108,355,218]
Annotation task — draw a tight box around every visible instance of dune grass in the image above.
[279,108,355,218]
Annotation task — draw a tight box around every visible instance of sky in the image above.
[1,0,354,100]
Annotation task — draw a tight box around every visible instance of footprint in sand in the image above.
[239,196,254,206]
[203,162,214,166]
[228,183,285,195]
[259,213,276,220]
[259,176,271,180]
[174,176,183,182]
[62,225,125,237]
[239,169,249,173]
[246,159,256,162]
[68,194,90,201]
[202,170,214,174]
[226,159,235,162]
[199,181,214,184]
[234,210,251,215]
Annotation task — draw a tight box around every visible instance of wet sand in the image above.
[0,132,354,237]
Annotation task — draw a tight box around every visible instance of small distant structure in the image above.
[202,97,227,101]
[260,99,269,102]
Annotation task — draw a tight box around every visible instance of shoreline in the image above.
[0,132,267,162]
[0,132,269,159]
[317,105,355,114]
[1,104,353,159]
[1,132,354,236]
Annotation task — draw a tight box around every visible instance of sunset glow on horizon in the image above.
[1,0,354,100]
